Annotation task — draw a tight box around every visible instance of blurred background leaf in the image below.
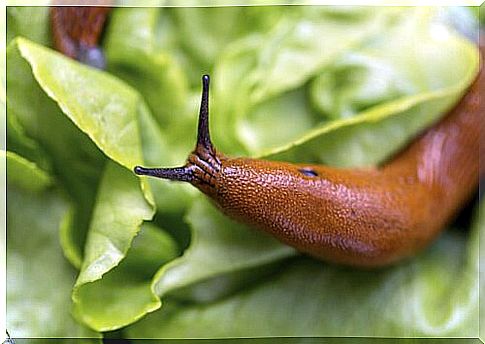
[6,160,100,340]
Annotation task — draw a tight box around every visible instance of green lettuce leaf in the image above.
[6,7,51,46]
[136,100,196,248]
[11,38,147,172]
[104,6,201,217]
[104,8,190,131]
[171,6,285,78]
[258,8,478,159]
[7,38,108,268]
[6,37,171,331]
[309,7,479,120]
[152,196,295,301]
[127,200,481,338]
[72,161,155,331]
[210,7,400,154]
[4,150,52,192]
[6,171,100,340]
[6,108,51,172]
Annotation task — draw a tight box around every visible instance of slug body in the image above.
[135,70,482,267]
[50,5,111,69]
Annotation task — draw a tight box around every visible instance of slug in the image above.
[134,67,483,267]
[50,4,111,69]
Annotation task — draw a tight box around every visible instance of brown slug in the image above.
[50,4,111,69]
[134,67,483,267]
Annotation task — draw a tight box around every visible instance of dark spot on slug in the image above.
[299,168,318,177]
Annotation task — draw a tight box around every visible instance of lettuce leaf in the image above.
[5,154,100,340]
[4,151,52,192]
[152,196,295,301]
[6,5,482,340]
[6,38,162,331]
[104,8,190,131]
[71,161,154,331]
[7,38,108,268]
[128,200,482,338]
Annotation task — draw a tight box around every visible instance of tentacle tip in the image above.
[78,45,106,70]
[202,74,210,85]
[133,165,146,175]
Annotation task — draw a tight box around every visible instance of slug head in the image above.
[133,75,223,196]
[133,75,324,198]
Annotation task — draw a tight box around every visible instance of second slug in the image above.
[50,5,111,69]
[134,67,482,268]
